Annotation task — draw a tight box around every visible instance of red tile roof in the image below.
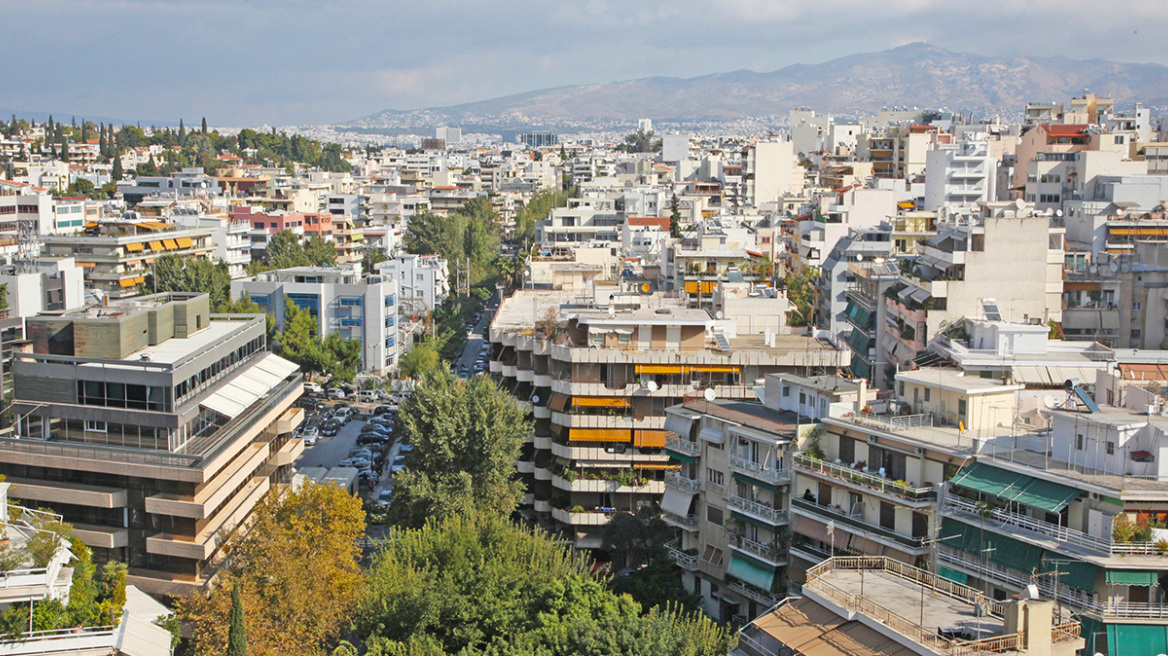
[627,216,670,229]
[1040,124,1089,136]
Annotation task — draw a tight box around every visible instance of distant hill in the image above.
[0,108,176,128]
[348,43,1168,131]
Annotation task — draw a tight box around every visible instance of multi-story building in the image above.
[0,293,304,595]
[167,209,252,279]
[488,290,846,550]
[232,206,306,262]
[232,266,400,373]
[0,179,78,236]
[118,168,222,207]
[838,258,901,386]
[923,140,996,211]
[41,222,216,300]
[376,254,450,314]
[742,141,801,207]
[534,205,621,247]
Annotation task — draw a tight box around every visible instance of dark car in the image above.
[297,396,322,411]
[373,405,396,417]
[360,424,391,436]
[357,433,388,446]
[320,420,341,437]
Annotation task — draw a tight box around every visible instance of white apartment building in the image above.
[743,141,801,207]
[923,140,996,211]
[376,254,450,314]
[167,208,252,278]
[232,266,400,373]
[534,205,621,247]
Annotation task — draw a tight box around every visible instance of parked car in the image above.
[300,426,319,446]
[332,406,354,424]
[320,420,341,437]
[297,396,322,411]
[327,388,346,400]
[373,405,396,417]
[391,456,407,474]
[356,390,379,403]
[303,382,324,396]
[376,488,394,506]
[398,443,414,454]
[340,456,373,469]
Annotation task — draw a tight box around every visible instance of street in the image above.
[452,300,496,376]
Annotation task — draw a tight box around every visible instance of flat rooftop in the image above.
[896,368,1023,394]
[133,320,252,365]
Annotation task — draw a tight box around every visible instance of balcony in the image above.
[791,497,926,552]
[727,533,786,566]
[662,511,700,531]
[551,507,613,526]
[727,579,783,607]
[665,539,699,570]
[728,455,790,485]
[665,471,702,493]
[665,436,701,457]
[727,494,788,525]
[533,436,552,450]
[793,454,937,505]
[551,474,664,494]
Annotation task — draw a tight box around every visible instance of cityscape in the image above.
[4,4,1168,656]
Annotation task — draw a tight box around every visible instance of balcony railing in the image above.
[728,455,790,484]
[665,539,698,570]
[665,471,702,493]
[662,511,699,530]
[665,436,701,456]
[791,497,925,551]
[794,454,937,503]
[727,494,788,524]
[728,533,785,564]
[942,496,1155,556]
[727,579,783,607]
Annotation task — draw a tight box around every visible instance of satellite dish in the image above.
[1089,265,1099,274]
[715,311,724,319]
[646,380,659,392]
[531,395,540,404]
[856,254,864,262]
[703,388,716,402]
[1056,209,1064,217]
[1043,396,1059,409]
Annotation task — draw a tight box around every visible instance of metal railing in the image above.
[794,454,937,502]
[728,455,790,484]
[727,580,783,607]
[791,497,926,550]
[727,494,788,524]
[942,496,1137,556]
[662,511,699,529]
[664,436,702,456]
[728,533,785,563]
[665,471,702,493]
[665,539,698,570]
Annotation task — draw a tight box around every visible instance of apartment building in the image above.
[534,205,621,247]
[0,179,84,236]
[118,168,222,207]
[376,253,450,313]
[488,290,846,550]
[167,208,252,278]
[232,266,400,373]
[742,141,801,207]
[41,222,216,300]
[858,126,935,179]
[0,293,304,595]
[838,258,901,387]
[887,200,1064,370]
[812,227,894,339]
[923,140,997,210]
[232,206,307,262]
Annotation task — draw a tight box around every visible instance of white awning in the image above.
[661,489,694,517]
[664,413,695,436]
[200,353,299,419]
[1012,365,1105,387]
[699,427,725,444]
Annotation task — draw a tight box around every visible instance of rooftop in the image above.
[895,368,1024,395]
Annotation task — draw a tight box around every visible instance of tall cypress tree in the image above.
[201,116,208,134]
[226,582,247,656]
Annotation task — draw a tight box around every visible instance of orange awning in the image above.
[118,278,138,288]
[176,237,194,248]
[689,365,739,374]
[685,281,699,294]
[78,261,96,268]
[569,428,631,443]
[148,241,164,251]
[635,364,689,375]
[635,463,681,470]
[124,242,144,252]
[898,201,915,209]
[573,397,630,408]
[633,430,667,448]
[162,239,179,250]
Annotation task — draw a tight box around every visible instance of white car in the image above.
[300,427,319,446]
[327,388,347,400]
[303,382,324,396]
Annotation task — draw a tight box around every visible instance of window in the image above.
[782,385,790,397]
[706,468,724,487]
[880,501,896,530]
[1133,301,1143,312]
[1039,194,1061,204]
[706,506,723,526]
[1076,434,1084,451]
[85,420,107,433]
[924,388,931,402]
[1132,329,1142,341]
[701,545,723,567]
[898,381,905,396]
[799,392,806,405]
[1106,441,1115,455]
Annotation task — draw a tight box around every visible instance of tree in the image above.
[513,188,565,246]
[201,116,208,134]
[111,154,123,180]
[389,372,530,528]
[321,332,361,382]
[621,128,661,153]
[669,194,682,238]
[355,514,733,656]
[404,200,502,287]
[362,248,389,275]
[145,254,231,307]
[783,266,817,327]
[227,583,248,656]
[398,340,443,380]
[277,299,325,373]
[265,231,336,270]
[601,506,673,569]
[179,484,365,656]
[610,558,701,614]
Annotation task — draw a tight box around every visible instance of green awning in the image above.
[727,555,775,591]
[850,355,871,379]
[1108,623,1168,656]
[665,450,696,464]
[949,462,1030,500]
[938,566,968,585]
[1013,479,1082,514]
[1107,570,1160,586]
[844,302,873,329]
[1040,557,1099,592]
[733,472,778,492]
[731,510,772,530]
[940,517,978,553]
[981,531,1042,573]
[847,328,872,354]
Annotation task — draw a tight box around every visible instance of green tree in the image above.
[620,128,661,153]
[227,583,248,656]
[362,248,389,275]
[111,156,123,180]
[398,340,443,380]
[277,299,325,374]
[390,372,530,528]
[513,188,565,246]
[601,506,673,569]
[145,254,231,307]
[265,231,337,269]
[201,116,208,134]
[669,194,682,238]
[404,200,502,287]
[321,332,361,383]
[609,558,701,614]
[783,266,817,327]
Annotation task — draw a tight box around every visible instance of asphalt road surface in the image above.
[294,405,400,500]
[453,300,497,377]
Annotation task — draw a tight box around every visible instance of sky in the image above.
[4,0,1167,127]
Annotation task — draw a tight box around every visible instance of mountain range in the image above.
[348,43,1168,132]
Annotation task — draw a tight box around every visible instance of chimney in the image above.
[1021,599,1054,654]
[856,378,868,415]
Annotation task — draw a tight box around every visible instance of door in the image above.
[817,482,832,507]
[912,511,929,538]
[880,501,896,531]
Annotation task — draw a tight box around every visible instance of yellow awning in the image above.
[898,201,915,209]
[148,241,164,251]
[124,242,144,252]
[176,237,194,248]
[635,463,682,470]
[162,239,179,250]
[118,278,138,288]
[634,430,667,448]
[689,365,740,374]
[569,428,631,443]
[635,364,689,375]
[573,397,631,408]
[685,281,699,294]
